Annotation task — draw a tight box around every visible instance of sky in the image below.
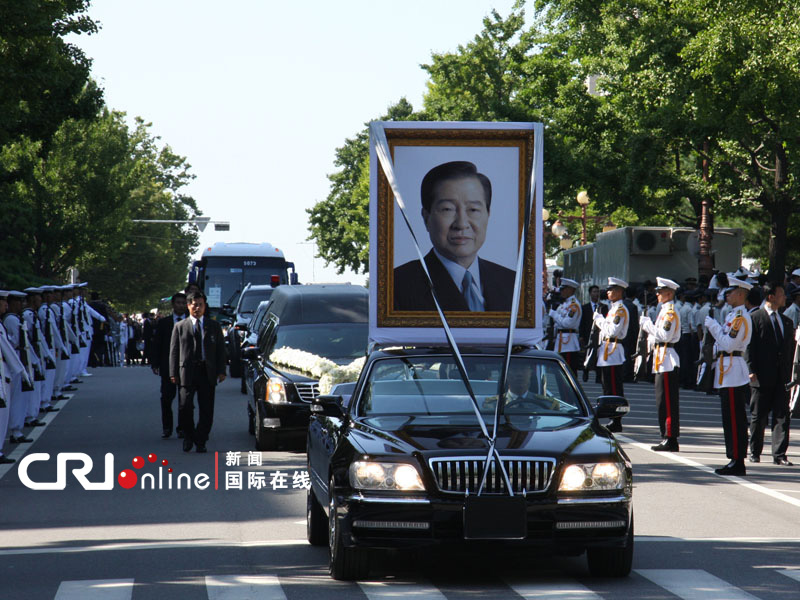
[67,0,520,285]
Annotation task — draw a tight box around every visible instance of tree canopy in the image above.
[310,1,800,276]
[0,1,201,308]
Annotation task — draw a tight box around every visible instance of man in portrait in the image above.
[393,160,516,312]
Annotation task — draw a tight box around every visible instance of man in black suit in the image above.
[746,281,795,466]
[579,285,608,382]
[393,161,516,312]
[152,292,187,439]
[169,291,227,453]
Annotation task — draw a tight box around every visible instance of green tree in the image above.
[307,98,420,274]
[0,0,102,146]
[535,0,800,275]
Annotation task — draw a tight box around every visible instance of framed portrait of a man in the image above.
[369,121,544,346]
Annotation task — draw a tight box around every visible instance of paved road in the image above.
[0,366,799,599]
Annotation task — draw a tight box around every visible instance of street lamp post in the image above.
[555,191,616,245]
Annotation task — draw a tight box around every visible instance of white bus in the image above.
[189,242,297,320]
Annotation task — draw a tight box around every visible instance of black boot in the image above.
[652,438,679,452]
[715,459,746,476]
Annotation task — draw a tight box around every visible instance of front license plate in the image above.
[463,496,527,540]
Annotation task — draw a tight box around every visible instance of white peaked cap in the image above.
[607,277,628,289]
[655,277,679,291]
[560,278,579,289]
[7,290,26,298]
[727,276,752,291]
[792,268,800,277]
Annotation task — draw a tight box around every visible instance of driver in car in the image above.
[483,361,558,412]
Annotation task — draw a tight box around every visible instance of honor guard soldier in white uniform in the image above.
[704,277,753,476]
[0,290,28,463]
[3,291,41,444]
[594,277,630,432]
[640,277,682,451]
[38,286,67,404]
[23,287,58,419]
[548,277,582,374]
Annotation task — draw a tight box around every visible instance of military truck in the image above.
[562,226,742,300]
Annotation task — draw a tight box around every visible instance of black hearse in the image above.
[306,346,633,580]
[242,284,368,450]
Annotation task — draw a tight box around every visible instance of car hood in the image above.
[348,415,617,460]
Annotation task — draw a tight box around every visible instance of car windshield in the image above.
[357,355,585,421]
[238,289,273,315]
[272,323,368,362]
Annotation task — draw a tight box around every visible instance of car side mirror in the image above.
[595,395,629,419]
[311,394,344,418]
[241,346,259,360]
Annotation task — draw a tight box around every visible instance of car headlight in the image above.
[558,462,623,491]
[267,379,287,404]
[350,461,425,491]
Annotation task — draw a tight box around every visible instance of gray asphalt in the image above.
[0,367,798,599]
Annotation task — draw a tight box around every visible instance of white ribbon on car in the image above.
[371,121,543,496]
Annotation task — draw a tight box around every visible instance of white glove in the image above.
[593,313,604,325]
[548,309,558,319]
[640,315,651,327]
[703,316,716,330]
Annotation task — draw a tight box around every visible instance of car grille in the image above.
[293,382,319,403]
[429,456,556,495]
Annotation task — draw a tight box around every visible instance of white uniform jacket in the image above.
[641,301,681,373]
[594,300,630,367]
[39,304,68,359]
[705,305,752,388]
[549,295,582,353]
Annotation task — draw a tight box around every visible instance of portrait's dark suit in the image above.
[393,250,516,312]
[153,314,183,436]
[745,308,795,461]
[169,316,227,447]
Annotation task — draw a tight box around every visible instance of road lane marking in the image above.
[778,569,800,583]
[206,575,286,600]
[54,579,133,600]
[637,569,759,599]
[618,434,800,509]
[359,581,446,599]
[507,580,601,599]
[0,394,72,482]
[0,539,308,556]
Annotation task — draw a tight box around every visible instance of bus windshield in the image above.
[200,256,289,311]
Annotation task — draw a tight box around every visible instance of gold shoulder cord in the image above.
[603,306,628,361]
[718,315,746,385]
[654,311,676,371]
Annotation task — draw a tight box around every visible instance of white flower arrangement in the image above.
[269,347,366,394]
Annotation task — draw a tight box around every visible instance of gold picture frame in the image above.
[371,123,540,337]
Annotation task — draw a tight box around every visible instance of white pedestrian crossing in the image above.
[54,579,133,600]
[507,580,602,599]
[205,574,287,600]
[636,569,761,599]
[359,581,447,599]
[44,569,786,599]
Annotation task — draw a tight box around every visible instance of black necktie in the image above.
[771,312,783,346]
[193,320,203,361]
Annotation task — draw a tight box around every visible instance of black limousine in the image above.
[306,346,633,580]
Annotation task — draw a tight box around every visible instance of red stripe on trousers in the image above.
[729,387,739,460]
[611,366,617,395]
[663,371,672,438]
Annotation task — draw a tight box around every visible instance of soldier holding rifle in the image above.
[640,278,682,452]
[594,277,630,433]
